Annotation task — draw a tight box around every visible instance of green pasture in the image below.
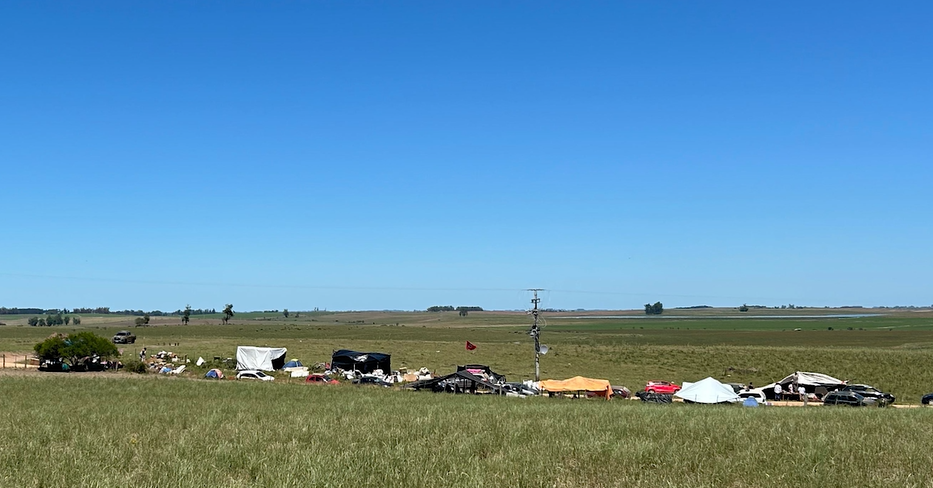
[3,310,933,400]
[2,374,933,487]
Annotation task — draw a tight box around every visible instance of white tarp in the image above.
[236,346,287,371]
[675,377,741,404]
[777,371,844,387]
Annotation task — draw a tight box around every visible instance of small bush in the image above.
[124,358,148,374]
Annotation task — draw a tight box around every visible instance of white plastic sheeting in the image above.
[675,377,741,404]
[236,346,287,371]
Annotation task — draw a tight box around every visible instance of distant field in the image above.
[3,309,933,399]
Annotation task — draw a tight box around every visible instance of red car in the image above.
[305,374,339,385]
[645,381,681,394]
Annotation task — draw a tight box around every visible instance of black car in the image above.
[841,384,895,406]
[921,392,933,405]
[822,390,877,407]
[353,376,391,387]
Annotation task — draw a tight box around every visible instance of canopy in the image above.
[539,376,612,399]
[331,349,391,374]
[675,377,741,404]
[778,371,844,387]
[236,346,287,371]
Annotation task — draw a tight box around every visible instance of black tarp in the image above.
[331,349,391,374]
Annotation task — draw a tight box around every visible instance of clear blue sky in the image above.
[2,2,931,311]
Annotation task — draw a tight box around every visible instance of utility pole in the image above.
[528,288,543,382]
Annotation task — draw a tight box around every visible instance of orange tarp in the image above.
[539,376,612,399]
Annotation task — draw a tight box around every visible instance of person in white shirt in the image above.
[799,385,807,405]
[774,383,783,401]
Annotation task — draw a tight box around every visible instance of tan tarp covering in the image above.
[539,376,612,399]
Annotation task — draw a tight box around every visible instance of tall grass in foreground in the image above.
[2,375,933,487]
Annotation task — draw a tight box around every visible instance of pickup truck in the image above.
[112,330,137,344]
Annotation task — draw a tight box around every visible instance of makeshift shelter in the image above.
[762,371,846,400]
[205,368,224,379]
[236,346,287,371]
[331,350,390,374]
[539,376,612,400]
[457,364,506,384]
[675,377,741,404]
[408,370,503,394]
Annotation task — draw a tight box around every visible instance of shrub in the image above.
[123,358,148,374]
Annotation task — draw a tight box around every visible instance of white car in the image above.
[236,370,274,381]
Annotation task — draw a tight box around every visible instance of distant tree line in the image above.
[426,306,484,313]
[644,302,664,315]
[28,313,80,326]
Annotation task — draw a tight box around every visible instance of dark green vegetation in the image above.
[33,331,118,368]
[2,374,933,487]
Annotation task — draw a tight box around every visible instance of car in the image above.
[353,376,391,387]
[645,381,681,394]
[822,390,877,407]
[305,374,339,385]
[738,389,768,404]
[841,384,895,406]
[236,370,274,381]
[112,330,136,344]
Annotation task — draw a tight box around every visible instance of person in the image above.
[139,347,147,361]
[774,383,783,401]
[747,382,754,390]
[799,385,807,405]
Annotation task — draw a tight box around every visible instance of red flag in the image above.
[465,341,477,351]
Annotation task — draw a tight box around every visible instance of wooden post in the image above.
[2,354,5,368]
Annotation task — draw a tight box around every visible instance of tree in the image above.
[283,309,289,319]
[73,316,81,325]
[644,302,664,315]
[34,331,119,369]
[28,317,39,326]
[143,313,150,325]
[222,304,234,325]
[64,316,71,325]
[182,305,191,325]
[134,317,146,326]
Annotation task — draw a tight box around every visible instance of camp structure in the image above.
[539,376,612,400]
[236,346,287,371]
[407,369,504,395]
[205,368,225,379]
[457,364,506,384]
[331,349,390,374]
[761,371,846,400]
[675,377,741,404]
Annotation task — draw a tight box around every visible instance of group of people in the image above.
[772,382,809,404]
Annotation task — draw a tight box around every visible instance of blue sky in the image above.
[2,2,931,311]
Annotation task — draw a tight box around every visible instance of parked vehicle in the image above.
[353,376,391,387]
[739,389,768,404]
[236,370,274,381]
[841,384,895,406]
[645,381,681,394]
[111,330,136,344]
[922,392,933,405]
[822,390,877,407]
[306,374,339,385]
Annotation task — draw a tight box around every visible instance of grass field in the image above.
[2,373,933,487]
[3,308,933,486]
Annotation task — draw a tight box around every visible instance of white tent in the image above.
[778,371,844,387]
[236,346,287,371]
[675,377,741,404]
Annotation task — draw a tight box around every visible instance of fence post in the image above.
[2,354,5,368]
